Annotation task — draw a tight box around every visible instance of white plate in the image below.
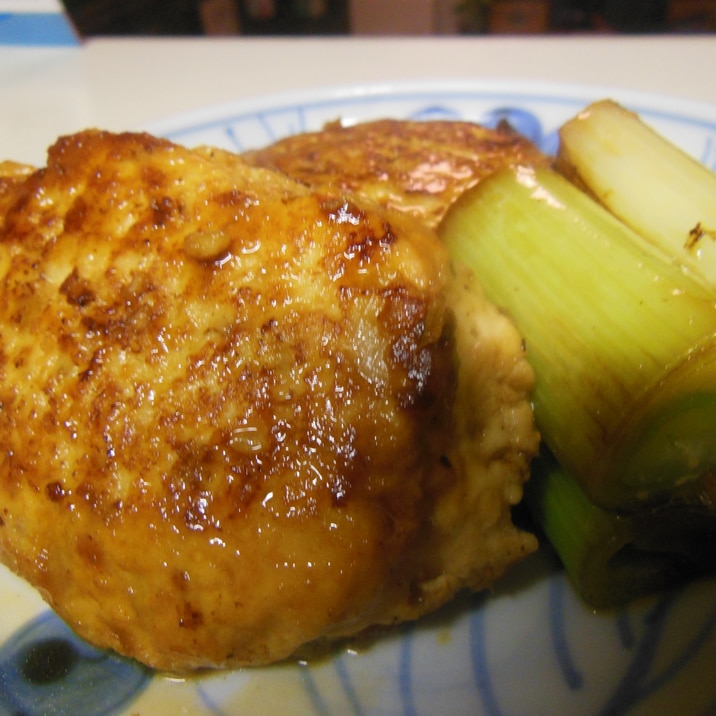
[1,80,715,716]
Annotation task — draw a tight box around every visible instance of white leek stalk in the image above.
[557,99,716,289]
[439,164,716,605]
[441,164,716,509]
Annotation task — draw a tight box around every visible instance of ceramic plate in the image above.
[1,80,715,716]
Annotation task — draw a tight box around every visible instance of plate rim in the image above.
[145,77,716,140]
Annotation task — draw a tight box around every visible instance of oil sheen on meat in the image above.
[0,130,538,672]
[243,118,549,229]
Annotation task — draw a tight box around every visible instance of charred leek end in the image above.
[528,449,716,608]
[439,164,716,511]
[557,99,716,289]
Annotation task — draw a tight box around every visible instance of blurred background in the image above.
[59,0,716,37]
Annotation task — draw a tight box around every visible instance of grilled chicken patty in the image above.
[243,118,549,229]
[0,128,538,672]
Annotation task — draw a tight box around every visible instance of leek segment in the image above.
[528,449,716,608]
[439,164,716,605]
[557,99,716,289]
[440,164,716,510]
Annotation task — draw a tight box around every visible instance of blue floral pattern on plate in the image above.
[0,611,149,715]
[1,80,715,715]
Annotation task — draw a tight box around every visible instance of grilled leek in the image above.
[439,163,716,605]
[527,448,716,608]
[557,99,716,289]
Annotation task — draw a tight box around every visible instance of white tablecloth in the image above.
[1,34,716,164]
